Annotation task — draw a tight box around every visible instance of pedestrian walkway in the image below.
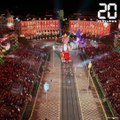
[30,48,105,120]
[30,49,61,120]
[71,50,104,120]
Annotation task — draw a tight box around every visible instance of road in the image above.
[61,62,82,120]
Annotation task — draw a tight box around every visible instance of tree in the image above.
[114,38,120,48]
[114,33,120,52]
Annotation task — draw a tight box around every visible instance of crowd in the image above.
[0,42,50,120]
[83,44,120,117]
[83,44,113,59]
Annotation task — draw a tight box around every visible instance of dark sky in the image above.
[0,0,119,17]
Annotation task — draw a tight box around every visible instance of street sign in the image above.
[44,82,49,92]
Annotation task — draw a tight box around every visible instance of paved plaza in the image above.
[30,48,104,120]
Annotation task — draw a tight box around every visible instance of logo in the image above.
[98,3,117,22]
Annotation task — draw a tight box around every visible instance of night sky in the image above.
[0,0,119,17]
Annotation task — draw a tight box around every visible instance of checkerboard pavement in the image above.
[30,50,61,120]
[74,66,104,120]
[30,49,105,120]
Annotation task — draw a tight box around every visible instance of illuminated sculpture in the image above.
[70,29,85,49]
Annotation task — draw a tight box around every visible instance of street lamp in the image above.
[44,82,49,119]
[52,45,55,69]
[87,61,92,91]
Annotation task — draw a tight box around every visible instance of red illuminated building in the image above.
[17,19,60,37]
[69,20,111,36]
[118,20,120,30]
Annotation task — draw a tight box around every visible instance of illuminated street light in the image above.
[87,61,92,91]
[7,22,14,28]
[52,45,55,69]
[44,82,49,119]
[103,22,109,27]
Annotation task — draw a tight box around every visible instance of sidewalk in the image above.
[30,49,61,120]
[71,50,104,120]
[75,67,103,120]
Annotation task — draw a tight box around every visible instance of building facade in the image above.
[69,19,111,36]
[15,18,60,39]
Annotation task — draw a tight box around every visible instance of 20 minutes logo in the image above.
[97,3,117,22]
